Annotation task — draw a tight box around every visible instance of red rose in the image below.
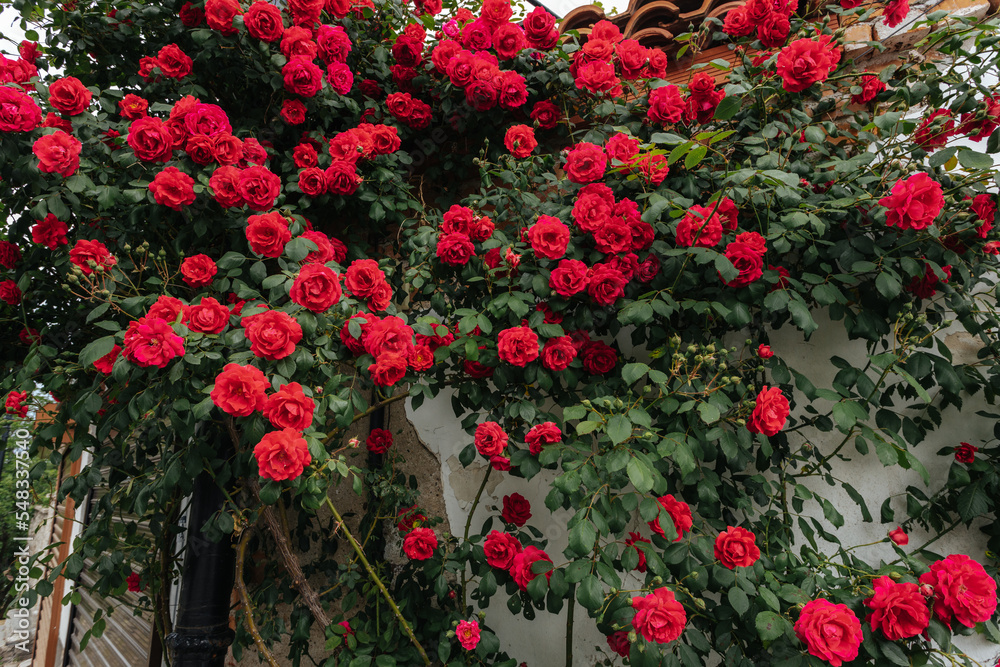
[369,353,407,386]
[0,87,42,132]
[211,363,269,416]
[293,142,319,168]
[676,204,723,248]
[501,492,531,526]
[631,587,686,644]
[187,134,216,165]
[852,73,886,105]
[246,310,302,359]
[575,60,621,96]
[288,0,323,26]
[299,231,336,264]
[262,382,315,431]
[183,102,231,136]
[180,2,205,26]
[244,1,284,41]
[293,167,323,197]
[150,167,196,210]
[93,344,122,374]
[4,391,28,417]
[484,530,522,569]
[509,546,551,590]
[157,44,192,79]
[549,259,589,297]
[879,172,943,231]
[436,232,475,266]
[541,336,577,371]
[396,505,426,532]
[919,554,998,627]
[245,212,291,257]
[317,24,352,63]
[648,84,685,124]
[606,631,630,658]
[776,35,841,93]
[527,215,570,260]
[281,99,307,125]
[525,422,561,455]
[210,166,244,208]
[211,132,243,165]
[794,599,862,667]
[184,297,231,334]
[368,124,400,155]
[564,142,607,184]
[914,109,955,151]
[118,94,149,120]
[442,205,474,234]
[581,340,616,375]
[625,532,651,572]
[587,265,627,306]
[362,316,414,358]
[522,6,557,47]
[497,326,539,366]
[33,131,82,177]
[714,526,760,568]
[888,526,908,545]
[254,428,311,481]
[723,241,764,287]
[324,161,362,195]
[48,76,91,116]
[181,254,218,288]
[238,165,281,211]
[954,442,978,463]
[148,295,185,322]
[31,214,68,249]
[757,344,774,359]
[747,386,790,436]
[342,259,383,297]
[291,263,342,312]
[648,494,693,542]
[205,0,242,35]
[883,0,909,26]
[504,124,537,158]
[865,576,929,640]
[70,239,116,275]
[366,427,393,454]
[0,280,22,306]
[475,421,508,457]
[756,14,790,49]
[283,57,324,97]
[123,317,185,368]
[403,527,437,560]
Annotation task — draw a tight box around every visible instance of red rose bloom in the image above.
[211,363,269,416]
[181,254,217,288]
[484,530,522,569]
[526,215,570,260]
[281,99,307,125]
[723,241,764,287]
[581,340,617,374]
[69,239,116,275]
[475,421,508,457]
[883,0,909,26]
[865,576,930,640]
[919,554,998,627]
[794,599,862,667]
[369,353,408,386]
[245,212,291,257]
[676,204,723,248]
[118,94,149,120]
[509,545,552,590]
[564,142,607,184]
[747,386,790,436]
[317,24,352,63]
[0,88,42,132]
[324,162,362,195]
[150,167,196,210]
[888,526,908,545]
[530,100,561,129]
[914,109,955,151]
[775,35,841,93]
[366,427,393,454]
[48,76,92,116]
[33,131,82,177]
[541,336,577,371]
[648,494,693,542]
[436,232,475,266]
[290,263,342,312]
[157,44,193,79]
[403,527,438,560]
[396,505,426,532]
[525,422,561,455]
[0,280,22,306]
[185,297,231,334]
[852,72,886,104]
[263,382,315,431]
[497,326,539,366]
[205,0,243,35]
[879,172,944,231]
[648,85,685,124]
[295,167,324,197]
[244,1,285,41]
[587,265,627,306]
[123,317,186,368]
[4,391,28,417]
[92,344,122,373]
[283,57,324,97]
[714,526,760,568]
[210,166,244,208]
[180,2,205,25]
[504,124,537,158]
[954,442,978,463]
[246,310,302,359]
[148,295,185,322]
[31,214,68,249]
[254,428,311,481]
[238,165,281,211]
[549,259,589,297]
[606,631,630,658]
[501,492,531,526]
[631,587,686,644]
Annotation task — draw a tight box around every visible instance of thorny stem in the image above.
[323,495,431,666]
[461,465,493,612]
[235,525,280,667]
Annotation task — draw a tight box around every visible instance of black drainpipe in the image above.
[165,471,235,666]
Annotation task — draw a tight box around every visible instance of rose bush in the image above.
[1,0,1000,664]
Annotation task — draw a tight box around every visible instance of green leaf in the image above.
[879,642,910,666]
[577,575,604,611]
[728,586,749,615]
[697,402,720,425]
[956,149,994,171]
[875,272,901,299]
[787,298,818,337]
[79,336,117,367]
[957,483,989,522]
[217,251,246,270]
[622,362,649,385]
[627,457,654,493]
[567,520,597,557]
[755,611,788,642]
[714,96,741,120]
[608,415,632,444]
[684,145,708,170]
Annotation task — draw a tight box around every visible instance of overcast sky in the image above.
[1,6,28,57]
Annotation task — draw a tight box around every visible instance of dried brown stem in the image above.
[235,525,280,667]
